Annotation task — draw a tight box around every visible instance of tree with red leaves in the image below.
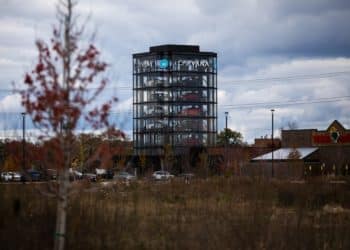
[17,1,122,250]
[0,140,43,171]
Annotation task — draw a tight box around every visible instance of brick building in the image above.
[208,145,272,175]
[245,120,350,179]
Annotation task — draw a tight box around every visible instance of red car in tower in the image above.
[181,93,200,101]
[181,107,201,116]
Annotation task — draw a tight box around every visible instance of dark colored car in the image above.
[46,169,58,180]
[105,169,114,179]
[83,173,97,182]
[22,170,42,181]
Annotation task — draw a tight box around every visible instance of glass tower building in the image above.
[133,45,217,155]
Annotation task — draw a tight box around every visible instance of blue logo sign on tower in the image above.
[159,59,169,69]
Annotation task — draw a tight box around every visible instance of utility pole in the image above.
[225,111,229,171]
[271,109,274,178]
[21,112,26,171]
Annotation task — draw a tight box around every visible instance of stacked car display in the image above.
[133,45,217,155]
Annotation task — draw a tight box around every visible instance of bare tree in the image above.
[198,150,209,178]
[287,121,298,130]
[17,1,118,249]
[162,143,175,172]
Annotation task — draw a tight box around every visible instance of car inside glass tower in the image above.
[133,45,217,155]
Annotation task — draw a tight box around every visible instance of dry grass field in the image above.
[1,177,350,250]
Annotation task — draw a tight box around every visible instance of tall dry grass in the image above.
[1,177,350,250]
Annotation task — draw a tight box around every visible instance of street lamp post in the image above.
[224,112,229,171]
[271,109,274,178]
[21,112,26,171]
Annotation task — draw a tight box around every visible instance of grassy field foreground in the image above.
[1,178,350,250]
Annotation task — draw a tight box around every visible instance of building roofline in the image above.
[326,120,347,131]
[282,129,317,132]
[252,147,319,161]
[133,51,217,57]
[281,120,349,134]
[150,44,200,53]
[133,44,217,57]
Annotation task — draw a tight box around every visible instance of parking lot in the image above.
[0,169,196,185]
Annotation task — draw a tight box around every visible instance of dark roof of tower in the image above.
[150,44,200,53]
[133,44,216,57]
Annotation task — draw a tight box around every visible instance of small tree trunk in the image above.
[161,158,164,171]
[54,168,69,250]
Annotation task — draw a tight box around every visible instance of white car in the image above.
[69,168,83,180]
[114,171,136,181]
[12,172,22,181]
[152,171,174,181]
[1,172,13,181]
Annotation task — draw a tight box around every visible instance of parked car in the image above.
[1,172,13,182]
[11,172,22,182]
[105,169,115,179]
[95,168,114,179]
[26,170,42,181]
[181,93,200,101]
[69,168,83,181]
[46,169,58,180]
[114,171,136,181]
[152,171,174,181]
[180,107,201,116]
[83,173,97,182]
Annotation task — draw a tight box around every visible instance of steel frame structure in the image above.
[133,45,217,155]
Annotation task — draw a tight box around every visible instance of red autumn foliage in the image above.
[15,2,121,250]
[16,11,118,174]
[24,74,33,85]
[35,63,45,73]
[19,26,115,134]
[0,140,45,171]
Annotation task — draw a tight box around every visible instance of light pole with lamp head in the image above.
[21,112,26,172]
[271,109,275,178]
[224,111,229,171]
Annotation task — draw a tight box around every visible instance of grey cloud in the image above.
[194,0,350,19]
[268,0,350,17]
[0,0,55,22]
[217,58,350,141]
[1,0,350,140]
[187,0,350,72]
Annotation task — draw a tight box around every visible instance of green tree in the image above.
[217,128,243,145]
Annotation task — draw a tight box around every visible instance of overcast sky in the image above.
[1,0,350,142]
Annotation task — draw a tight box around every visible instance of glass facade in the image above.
[133,45,217,155]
